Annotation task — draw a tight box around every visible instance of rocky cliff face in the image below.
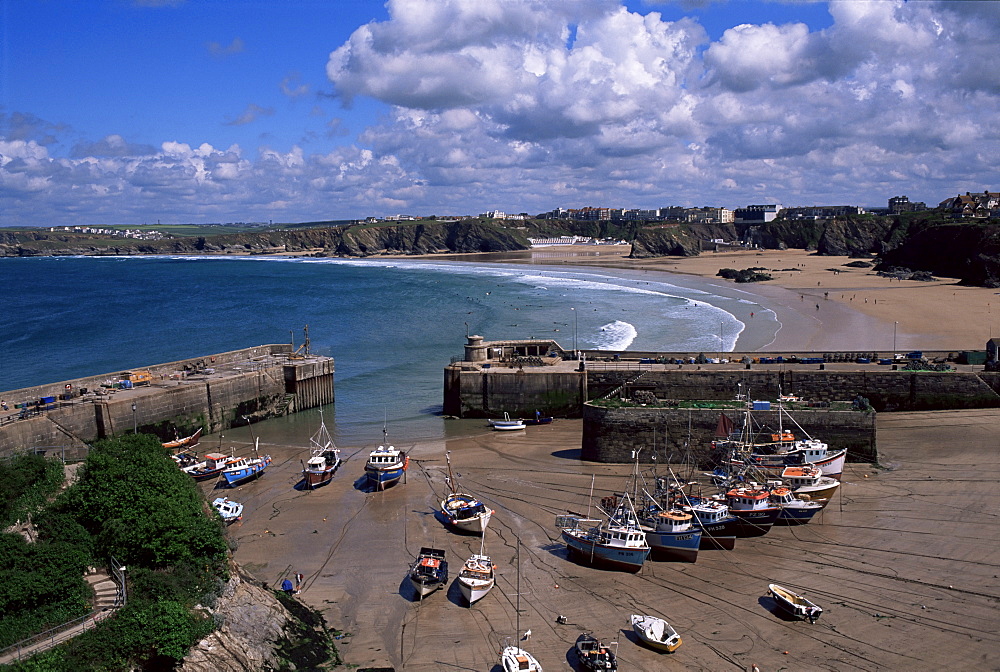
[181,568,336,672]
[628,225,704,258]
[0,221,531,258]
[878,222,1000,287]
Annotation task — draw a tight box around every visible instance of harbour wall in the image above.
[443,364,586,418]
[581,405,877,465]
[446,363,1000,419]
[585,367,1000,412]
[0,345,334,458]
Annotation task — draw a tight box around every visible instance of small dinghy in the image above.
[212,497,243,524]
[408,547,448,598]
[629,614,681,652]
[768,583,823,622]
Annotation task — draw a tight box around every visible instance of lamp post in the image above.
[131,402,137,434]
[571,307,578,360]
[893,321,898,355]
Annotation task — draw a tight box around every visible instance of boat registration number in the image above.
[675,534,693,541]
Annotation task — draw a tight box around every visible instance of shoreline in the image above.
[399,245,996,353]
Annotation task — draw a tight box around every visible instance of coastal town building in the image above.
[733,204,782,223]
[938,191,1000,218]
[888,195,927,214]
[782,205,865,220]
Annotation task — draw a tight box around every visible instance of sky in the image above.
[1,0,998,228]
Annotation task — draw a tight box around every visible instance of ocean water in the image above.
[0,255,773,446]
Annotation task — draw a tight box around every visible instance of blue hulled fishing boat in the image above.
[364,423,408,491]
[559,483,650,572]
[222,437,271,487]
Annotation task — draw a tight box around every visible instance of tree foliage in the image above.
[2,433,230,669]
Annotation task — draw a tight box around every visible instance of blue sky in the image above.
[2,0,997,227]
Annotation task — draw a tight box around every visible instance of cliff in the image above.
[877,222,1000,287]
[181,567,337,672]
[0,220,531,258]
[629,224,710,258]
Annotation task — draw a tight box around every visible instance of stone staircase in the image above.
[0,569,122,665]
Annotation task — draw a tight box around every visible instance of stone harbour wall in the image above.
[581,404,878,465]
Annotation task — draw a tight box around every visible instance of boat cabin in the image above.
[686,499,731,523]
[653,510,693,532]
[726,487,771,510]
[368,447,401,464]
[781,466,823,487]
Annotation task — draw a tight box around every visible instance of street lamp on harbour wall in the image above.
[893,321,898,355]
[571,307,578,360]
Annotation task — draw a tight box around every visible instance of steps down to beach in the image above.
[0,570,121,665]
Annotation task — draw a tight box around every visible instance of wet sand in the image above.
[212,410,1000,671]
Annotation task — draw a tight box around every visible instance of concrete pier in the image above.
[0,345,334,458]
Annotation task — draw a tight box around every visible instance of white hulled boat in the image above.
[301,410,341,490]
[440,451,493,533]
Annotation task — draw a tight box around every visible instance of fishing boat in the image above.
[408,547,448,598]
[744,437,847,479]
[559,482,650,572]
[364,423,408,491]
[780,465,841,501]
[211,497,243,524]
[629,614,682,653]
[457,539,495,605]
[163,427,202,451]
[769,485,824,525]
[768,583,823,622]
[725,486,780,537]
[499,539,542,672]
[178,452,240,481]
[685,498,739,550]
[222,439,272,487]
[638,508,701,562]
[300,410,341,489]
[575,633,618,671]
[440,451,493,533]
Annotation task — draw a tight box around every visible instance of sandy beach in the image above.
[476,245,997,354]
[209,247,999,671]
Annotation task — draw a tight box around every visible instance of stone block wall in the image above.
[581,404,877,465]
[586,369,1000,411]
[443,365,585,418]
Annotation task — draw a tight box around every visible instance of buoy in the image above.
[783,651,789,655]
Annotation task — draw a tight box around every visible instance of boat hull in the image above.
[440,493,492,534]
[630,614,682,653]
[775,504,823,525]
[365,465,405,490]
[561,530,650,572]
[746,449,847,479]
[500,646,542,672]
[458,578,493,605]
[769,583,822,622]
[644,528,701,562]
[694,519,738,549]
[730,507,780,537]
[222,456,272,487]
[303,467,335,489]
[409,577,445,597]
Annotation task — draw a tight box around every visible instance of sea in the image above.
[0,255,775,447]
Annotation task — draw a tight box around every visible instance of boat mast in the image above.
[445,451,457,494]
